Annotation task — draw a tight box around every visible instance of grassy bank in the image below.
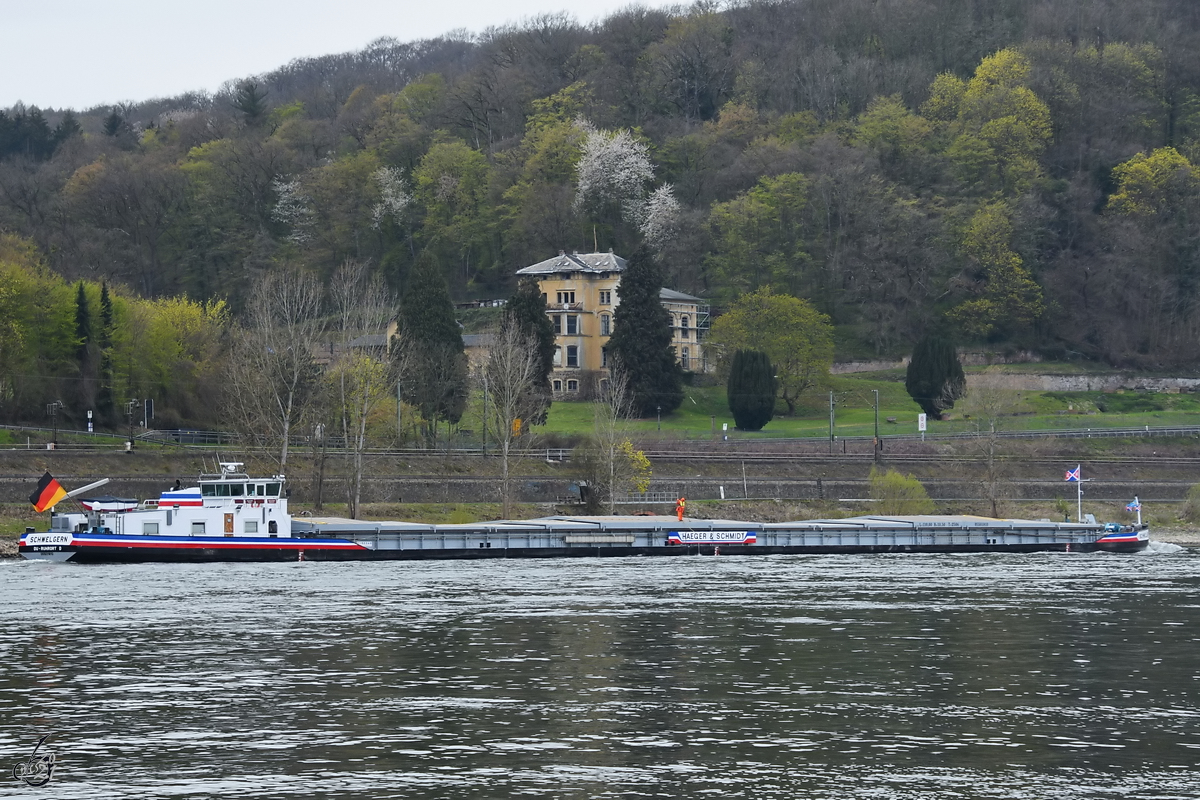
[533,371,1200,441]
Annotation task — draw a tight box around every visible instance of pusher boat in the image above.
[18,464,1150,563]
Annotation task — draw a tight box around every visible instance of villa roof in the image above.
[516,251,627,276]
[659,288,702,303]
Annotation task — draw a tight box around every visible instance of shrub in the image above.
[1180,483,1200,522]
[868,466,936,515]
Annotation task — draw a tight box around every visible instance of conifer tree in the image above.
[607,245,683,417]
[905,335,965,418]
[727,349,777,431]
[72,281,97,413]
[396,253,468,438]
[102,111,123,137]
[74,282,91,364]
[97,282,115,425]
[504,278,555,425]
[232,80,269,126]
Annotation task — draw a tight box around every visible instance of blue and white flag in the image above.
[1064,466,1081,482]
[1126,498,1141,511]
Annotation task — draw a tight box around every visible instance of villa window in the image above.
[567,379,579,392]
[553,315,562,334]
[600,290,611,305]
[681,315,690,339]
[566,315,578,335]
[553,379,562,391]
[600,314,610,336]
[601,346,608,367]
[553,346,562,366]
[682,347,690,371]
[557,290,575,304]
[566,345,579,368]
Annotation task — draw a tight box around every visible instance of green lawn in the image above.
[534,372,1200,441]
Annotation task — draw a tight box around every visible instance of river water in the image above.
[2,547,1198,799]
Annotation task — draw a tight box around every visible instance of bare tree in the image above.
[328,258,397,518]
[572,366,650,514]
[959,367,1029,517]
[225,268,325,468]
[483,319,542,517]
[594,366,631,514]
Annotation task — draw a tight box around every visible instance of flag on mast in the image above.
[1126,498,1141,511]
[1064,465,1081,482]
[29,472,68,513]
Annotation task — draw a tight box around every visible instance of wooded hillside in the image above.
[3,0,1200,382]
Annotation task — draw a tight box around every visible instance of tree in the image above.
[704,287,833,414]
[905,335,965,419]
[224,268,324,468]
[573,125,654,218]
[483,319,543,517]
[942,49,1053,194]
[412,141,494,284]
[63,152,188,295]
[704,174,811,302]
[647,12,734,121]
[328,258,396,518]
[73,282,97,411]
[607,245,683,417]
[868,466,935,515]
[395,253,467,442]
[572,367,652,514]
[102,111,124,137]
[958,367,1029,517]
[232,80,270,126]
[96,282,115,425]
[504,278,555,425]
[946,203,1044,339]
[727,349,776,431]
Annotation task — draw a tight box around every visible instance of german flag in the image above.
[30,472,68,513]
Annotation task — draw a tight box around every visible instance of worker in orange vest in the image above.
[675,496,686,521]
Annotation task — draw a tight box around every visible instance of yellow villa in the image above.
[516,251,709,397]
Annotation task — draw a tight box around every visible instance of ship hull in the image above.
[20,525,1148,563]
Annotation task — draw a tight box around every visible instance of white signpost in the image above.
[918,413,927,441]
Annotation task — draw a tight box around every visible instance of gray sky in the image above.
[4,0,675,111]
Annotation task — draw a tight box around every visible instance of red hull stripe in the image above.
[65,537,366,550]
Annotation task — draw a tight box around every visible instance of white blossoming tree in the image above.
[370,166,411,230]
[270,177,314,245]
[638,184,682,252]
[572,126,655,218]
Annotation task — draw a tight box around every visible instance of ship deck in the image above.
[290,514,1111,557]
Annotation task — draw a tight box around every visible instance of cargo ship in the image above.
[17,464,1151,563]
